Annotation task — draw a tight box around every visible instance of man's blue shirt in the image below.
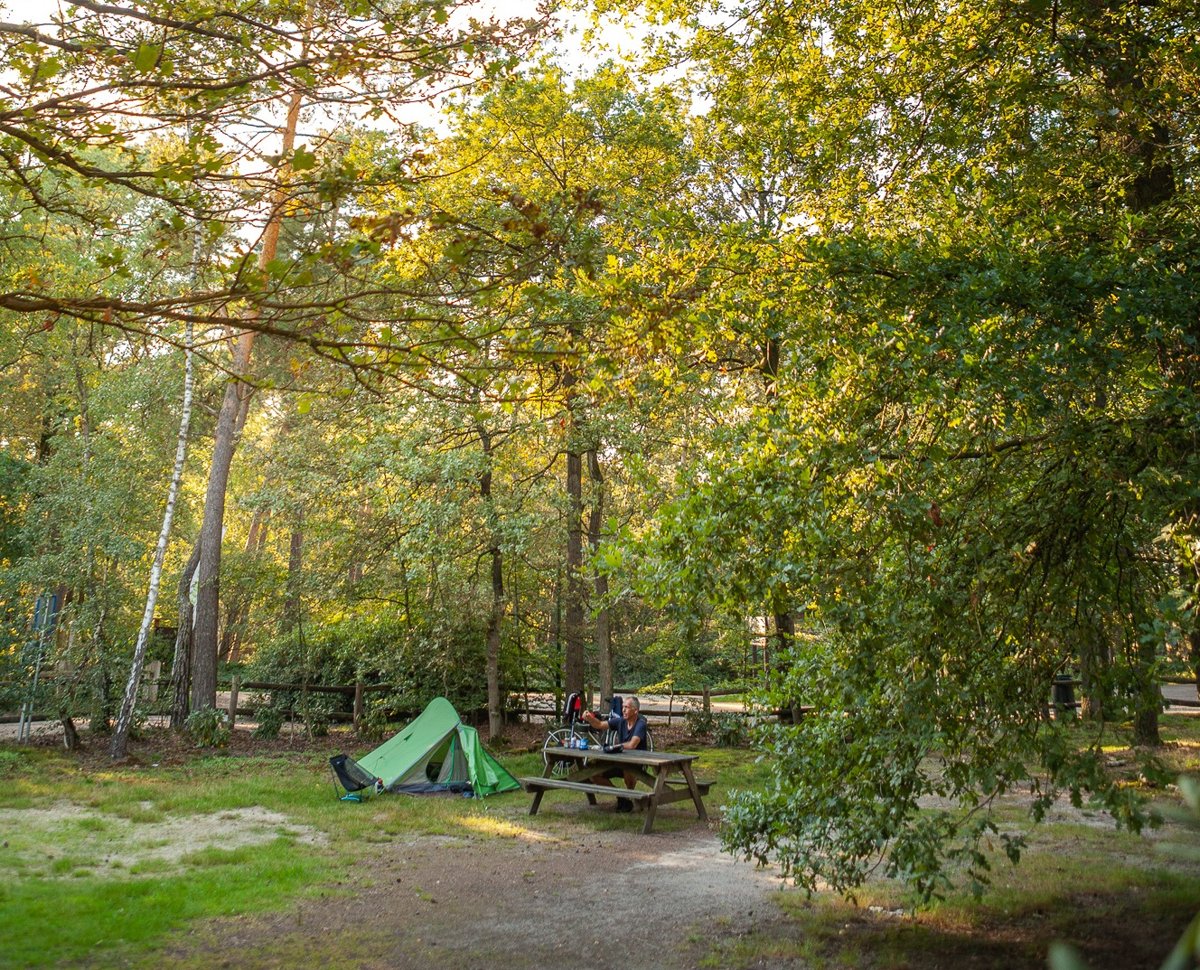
[607,714,648,749]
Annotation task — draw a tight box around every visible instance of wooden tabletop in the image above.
[542,747,698,768]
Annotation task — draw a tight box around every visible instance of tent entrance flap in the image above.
[353,697,520,797]
[394,733,464,790]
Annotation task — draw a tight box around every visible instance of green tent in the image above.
[355,696,520,797]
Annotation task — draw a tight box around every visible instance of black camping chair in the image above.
[329,753,383,802]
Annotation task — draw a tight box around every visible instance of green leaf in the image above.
[33,56,61,82]
[291,146,317,172]
[132,43,161,72]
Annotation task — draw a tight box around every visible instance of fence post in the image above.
[228,675,239,730]
[353,680,364,734]
[145,660,161,703]
[703,686,710,715]
[668,688,674,726]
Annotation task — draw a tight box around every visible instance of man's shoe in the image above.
[616,797,633,813]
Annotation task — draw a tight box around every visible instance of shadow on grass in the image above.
[701,879,1199,970]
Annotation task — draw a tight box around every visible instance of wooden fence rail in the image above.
[218,677,392,733]
[6,677,1196,729]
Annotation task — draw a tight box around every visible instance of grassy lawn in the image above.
[0,716,1196,969]
[0,733,756,968]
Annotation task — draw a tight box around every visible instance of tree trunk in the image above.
[1131,670,1162,747]
[111,326,193,759]
[775,610,804,723]
[476,420,506,740]
[1105,32,1176,737]
[564,447,585,696]
[190,367,250,711]
[62,717,78,752]
[1191,626,1200,703]
[588,449,613,704]
[486,545,504,739]
[188,84,305,712]
[284,517,304,632]
[762,326,794,695]
[1130,604,1162,747]
[170,543,201,729]
[1077,614,1111,722]
[88,568,113,733]
[554,563,564,696]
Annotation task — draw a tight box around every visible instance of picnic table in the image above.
[519,747,711,834]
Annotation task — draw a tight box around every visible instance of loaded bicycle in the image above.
[541,692,652,776]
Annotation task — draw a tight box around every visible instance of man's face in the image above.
[623,700,637,719]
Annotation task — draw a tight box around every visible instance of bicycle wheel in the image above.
[542,728,581,777]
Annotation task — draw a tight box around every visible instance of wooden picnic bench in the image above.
[520,747,711,834]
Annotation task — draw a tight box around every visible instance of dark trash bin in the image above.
[1052,673,1076,720]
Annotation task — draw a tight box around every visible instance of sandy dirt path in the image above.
[154,822,787,970]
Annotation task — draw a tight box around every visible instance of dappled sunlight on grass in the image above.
[457,814,556,841]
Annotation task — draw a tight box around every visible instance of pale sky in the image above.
[0,1,578,30]
[0,0,644,75]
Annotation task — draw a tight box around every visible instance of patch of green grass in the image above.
[0,742,565,965]
[0,837,329,968]
[127,857,174,876]
[0,749,27,773]
[70,815,111,833]
[49,857,86,875]
[179,844,262,868]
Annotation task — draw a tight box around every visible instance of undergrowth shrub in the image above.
[252,705,284,739]
[715,712,747,747]
[184,706,229,748]
[684,699,718,739]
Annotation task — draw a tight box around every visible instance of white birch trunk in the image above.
[110,327,194,759]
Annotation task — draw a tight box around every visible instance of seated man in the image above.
[580,695,648,812]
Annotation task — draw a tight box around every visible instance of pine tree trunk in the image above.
[1110,40,1174,745]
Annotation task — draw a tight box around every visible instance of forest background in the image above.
[1,0,1198,900]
